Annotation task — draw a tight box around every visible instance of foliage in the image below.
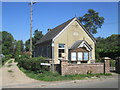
[8,60,12,64]
[18,56,49,73]
[1,57,6,65]
[96,34,120,60]
[15,53,30,62]
[14,40,24,61]
[110,60,116,67]
[20,68,112,81]
[79,9,104,34]
[1,31,14,55]
[1,54,13,65]
[25,29,43,51]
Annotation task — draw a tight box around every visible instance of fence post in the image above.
[60,59,68,76]
[104,57,111,74]
[116,57,120,74]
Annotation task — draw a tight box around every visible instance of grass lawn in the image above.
[19,67,112,81]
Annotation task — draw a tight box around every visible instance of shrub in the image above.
[2,57,8,65]
[8,60,12,64]
[18,56,49,73]
[15,54,30,62]
[110,60,115,67]
[5,54,13,60]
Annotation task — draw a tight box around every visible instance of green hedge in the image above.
[15,54,30,62]
[18,56,49,73]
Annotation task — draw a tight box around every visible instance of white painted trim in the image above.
[53,17,77,41]
[75,19,96,43]
[53,17,96,43]
[78,41,92,51]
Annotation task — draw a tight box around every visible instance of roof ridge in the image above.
[36,17,75,45]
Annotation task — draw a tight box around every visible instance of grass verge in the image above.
[8,70,13,73]
[19,67,112,81]
[8,60,12,64]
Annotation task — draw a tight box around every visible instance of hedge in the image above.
[18,56,49,73]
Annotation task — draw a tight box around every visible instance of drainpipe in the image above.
[52,41,55,73]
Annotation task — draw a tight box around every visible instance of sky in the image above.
[2,2,118,42]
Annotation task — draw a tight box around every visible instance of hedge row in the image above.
[17,56,49,73]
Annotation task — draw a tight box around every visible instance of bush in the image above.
[15,54,30,62]
[18,56,49,73]
[5,54,12,60]
[1,57,6,65]
[1,54,13,65]
[110,60,116,67]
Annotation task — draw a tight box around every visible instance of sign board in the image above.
[40,63,51,66]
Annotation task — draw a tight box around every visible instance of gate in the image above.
[110,59,116,72]
[115,57,120,74]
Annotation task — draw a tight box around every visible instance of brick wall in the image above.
[61,58,110,76]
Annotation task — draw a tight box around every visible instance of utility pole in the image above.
[29,1,36,58]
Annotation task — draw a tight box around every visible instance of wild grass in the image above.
[8,60,12,64]
[8,70,13,73]
[20,67,112,81]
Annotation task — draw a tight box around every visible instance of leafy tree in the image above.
[25,29,43,51]
[79,9,104,34]
[1,31,14,55]
[14,40,24,54]
[15,40,22,55]
[96,34,120,60]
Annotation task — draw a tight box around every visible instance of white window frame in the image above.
[58,44,65,58]
[78,52,83,61]
[71,52,76,61]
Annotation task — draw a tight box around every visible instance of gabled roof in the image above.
[70,40,92,51]
[36,17,96,45]
[36,18,75,45]
[70,40,83,49]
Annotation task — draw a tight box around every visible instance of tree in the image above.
[1,31,14,55]
[25,29,43,51]
[15,40,22,55]
[79,9,104,34]
[96,34,120,60]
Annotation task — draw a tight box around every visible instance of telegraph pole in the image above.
[29,1,36,58]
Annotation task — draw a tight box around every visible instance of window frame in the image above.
[70,48,89,62]
[58,44,65,58]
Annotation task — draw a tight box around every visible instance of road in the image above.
[1,59,119,88]
[3,75,118,88]
[44,78,118,88]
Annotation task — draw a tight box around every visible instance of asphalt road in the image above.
[43,78,118,88]
[3,75,118,88]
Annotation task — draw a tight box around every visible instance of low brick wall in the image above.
[61,58,110,76]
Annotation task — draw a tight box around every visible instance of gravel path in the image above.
[0,59,42,87]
